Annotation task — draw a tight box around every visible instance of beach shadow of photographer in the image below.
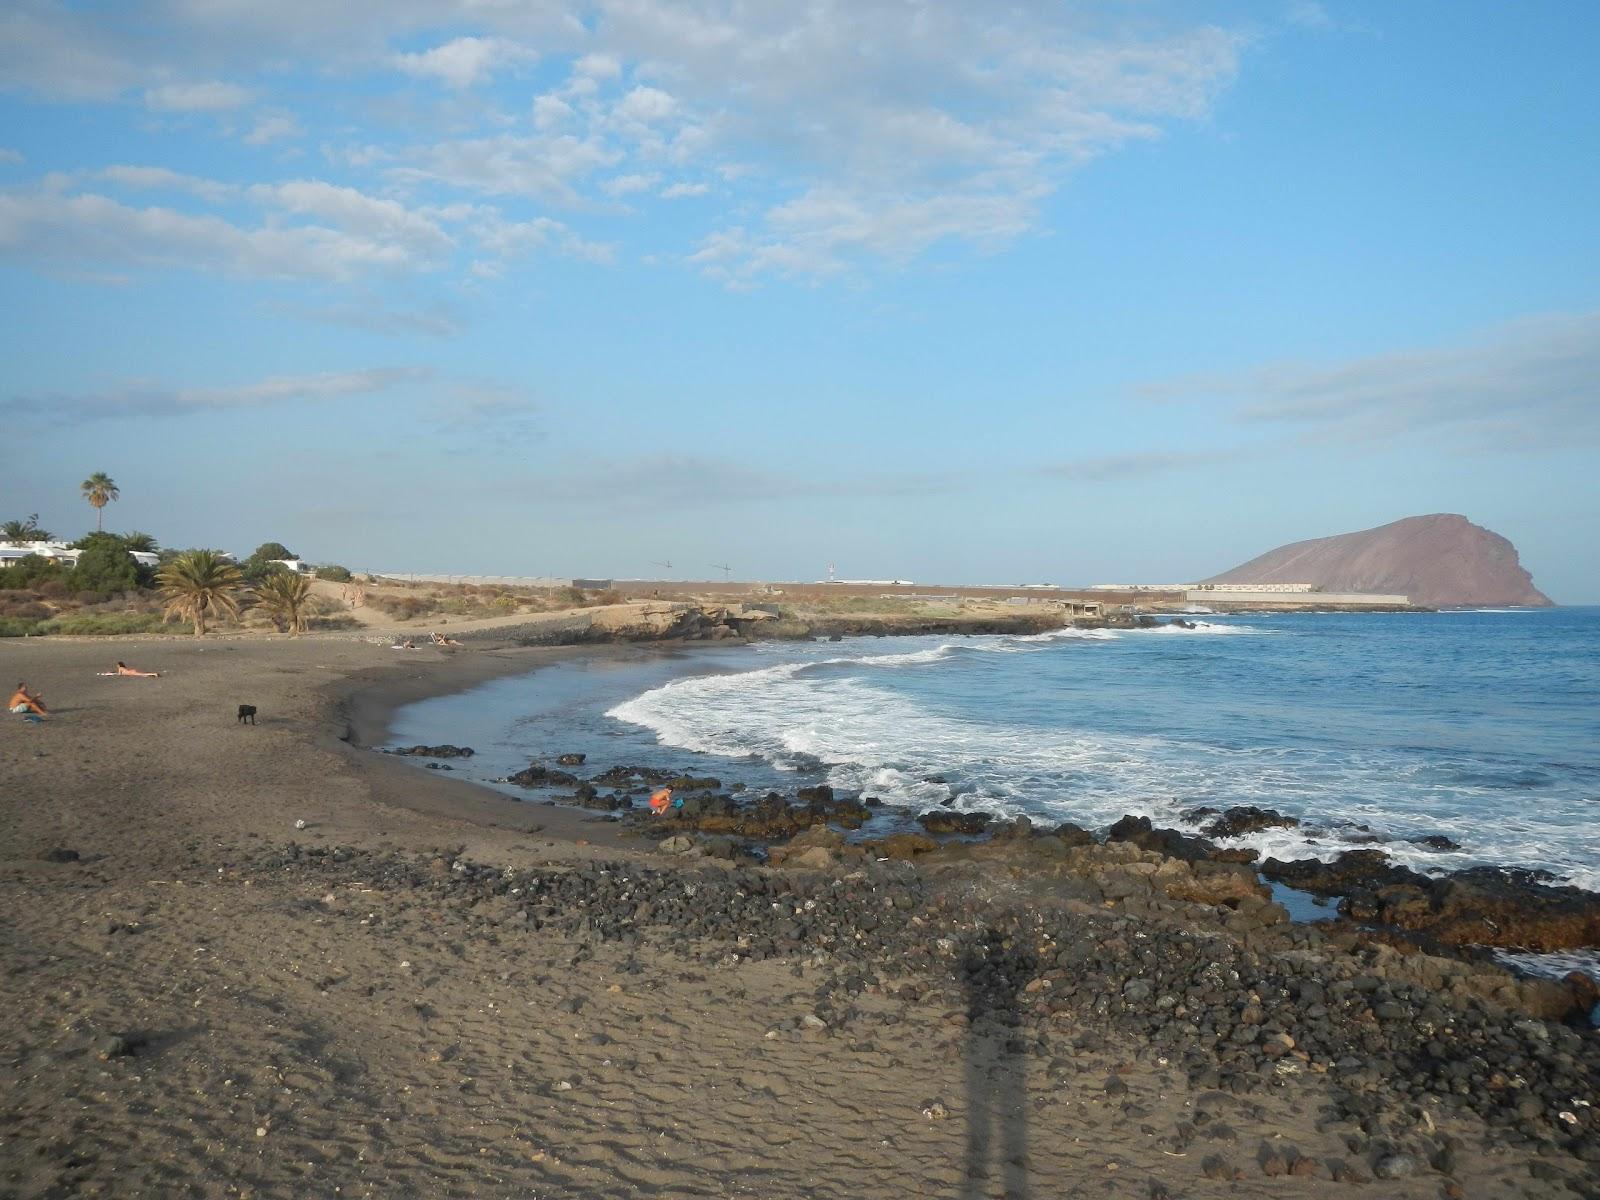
[960,927,1032,1200]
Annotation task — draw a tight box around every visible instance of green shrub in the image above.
[315,564,352,582]
[37,612,167,636]
[307,613,361,631]
[0,555,66,589]
[70,536,141,593]
[0,617,41,636]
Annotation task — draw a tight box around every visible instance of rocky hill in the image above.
[1206,514,1553,608]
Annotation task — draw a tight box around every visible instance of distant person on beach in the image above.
[649,787,674,815]
[113,661,160,677]
[9,683,47,716]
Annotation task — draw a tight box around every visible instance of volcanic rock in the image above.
[1204,513,1552,608]
[392,744,475,758]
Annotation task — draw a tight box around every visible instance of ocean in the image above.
[387,607,1600,895]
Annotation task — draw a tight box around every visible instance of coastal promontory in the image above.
[1206,513,1553,608]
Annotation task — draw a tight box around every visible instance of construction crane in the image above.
[710,562,733,582]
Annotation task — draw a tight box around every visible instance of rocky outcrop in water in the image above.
[1205,514,1553,608]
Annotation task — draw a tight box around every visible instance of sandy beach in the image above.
[3,634,1596,1199]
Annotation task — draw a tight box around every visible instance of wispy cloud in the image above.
[144,81,252,112]
[6,367,430,424]
[1144,310,1600,452]
[392,36,536,89]
[1041,448,1243,482]
[1,2,1249,284]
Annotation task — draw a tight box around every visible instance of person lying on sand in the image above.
[391,639,417,650]
[113,661,160,678]
[430,632,463,647]
[9,682,47,716]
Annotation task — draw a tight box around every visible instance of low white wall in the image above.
[1186,589,1411,606]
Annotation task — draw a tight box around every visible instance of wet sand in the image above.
[2,635,1593,1198]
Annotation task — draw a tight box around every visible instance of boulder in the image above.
[916,810,992,836]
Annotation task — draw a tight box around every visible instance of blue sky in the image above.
[3,1,1597,599]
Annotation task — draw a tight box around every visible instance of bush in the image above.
[36,579,68,599]
[70,537,141,593]
[75,590,107,606]
[315,564,352,582]
[558,586,587,607]
[36,612,167,636]
[0,617,40,637]
[0,601,52,620]
[0,555,66,589]
[307,613,361,631]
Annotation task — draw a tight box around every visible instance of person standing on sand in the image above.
[9,682,47,716]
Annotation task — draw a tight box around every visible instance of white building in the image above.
[0,540,78,568]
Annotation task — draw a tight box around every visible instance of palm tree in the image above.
[81,473,120,532]
[1,514,52,541]
[121,531,158,552]
[157,550,245,635]
[255,569,313,634]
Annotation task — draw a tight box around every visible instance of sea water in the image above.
[388,608,1600,893]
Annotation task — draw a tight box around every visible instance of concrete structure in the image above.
[1190,582,1315,594]
[1186,589,1410,607]
[1089,583,1192,591]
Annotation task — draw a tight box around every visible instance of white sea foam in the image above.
[604,630,1599,892]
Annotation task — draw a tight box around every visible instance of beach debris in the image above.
[920,1100,948,1120]
[294,819,307,830]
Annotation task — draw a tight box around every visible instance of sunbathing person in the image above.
[9,682,47,716]
[113,661,160,678]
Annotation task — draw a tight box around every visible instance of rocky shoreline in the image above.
[393,745,1600,1012]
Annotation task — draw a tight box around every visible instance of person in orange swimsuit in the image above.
[114,661,160,677]
[649,787,674,815]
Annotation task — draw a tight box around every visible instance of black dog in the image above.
[236,704,257,725]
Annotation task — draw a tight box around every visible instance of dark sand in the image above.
[1,635,1592,1198]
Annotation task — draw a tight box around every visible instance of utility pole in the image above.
[710,562,732,582]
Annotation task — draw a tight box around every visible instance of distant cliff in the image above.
[1206,515,1553,608]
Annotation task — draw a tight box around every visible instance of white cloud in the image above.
[391,133,621,203]
[3,2,1249,281]
[392,36,534,89]
[659,181,708,198]
[612,85,676,124]
[532,94,575,129]
[574,52,622,79]
[604,172,659,197]
[0,187,432,281]
[252,180,455,257]
[144,81,252,112]
[244,111,303,145]
[0,148,23,165]
[100,164,237,203]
